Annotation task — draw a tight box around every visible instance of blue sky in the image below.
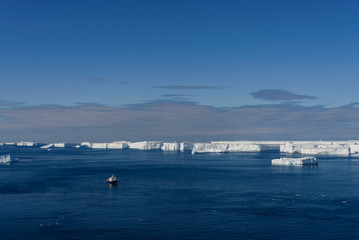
[1,0,359,142]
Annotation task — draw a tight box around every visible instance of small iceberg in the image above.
[271,157,318,166]
[0,154,18,164]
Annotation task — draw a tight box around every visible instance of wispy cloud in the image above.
[161,94,191,98]
[0,101,359,142]
[251,89,317,101]
[0,99,26,109]
[155,85,223,90]
[83,77,128,85]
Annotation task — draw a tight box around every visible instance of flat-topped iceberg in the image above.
[272,157,318,166]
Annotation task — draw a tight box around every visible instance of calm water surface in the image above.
[1,147,359,239]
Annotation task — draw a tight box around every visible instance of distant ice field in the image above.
[1,146,359,239]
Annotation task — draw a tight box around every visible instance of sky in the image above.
[1,0,359,142]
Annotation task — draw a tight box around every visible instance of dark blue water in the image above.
[1,147,359,239]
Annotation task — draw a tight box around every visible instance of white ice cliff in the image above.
[8,140,359,156]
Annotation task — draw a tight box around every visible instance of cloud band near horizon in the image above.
[0,101,358,142]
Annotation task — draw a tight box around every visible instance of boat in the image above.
[106,175,118,184]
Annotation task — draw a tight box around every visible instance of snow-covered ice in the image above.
[272,157,318,166]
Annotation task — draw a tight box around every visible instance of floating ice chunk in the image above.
[271,157,318,166]
[128,141,163,150]
[0,154,12,163]
[0,154,18,164]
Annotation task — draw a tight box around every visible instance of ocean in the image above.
[1,146,359,239]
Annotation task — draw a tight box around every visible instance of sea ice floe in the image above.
[271,157,318,166]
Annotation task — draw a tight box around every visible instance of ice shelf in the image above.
[6,140,359,156]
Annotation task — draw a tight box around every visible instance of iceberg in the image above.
[271,157,318,166]
[0,154,18,164]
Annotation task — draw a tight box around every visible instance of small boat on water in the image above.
[106,175,118,184]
